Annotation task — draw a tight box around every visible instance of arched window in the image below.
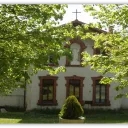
[65,38,86,67]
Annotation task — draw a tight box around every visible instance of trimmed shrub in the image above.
[59,95,84,119]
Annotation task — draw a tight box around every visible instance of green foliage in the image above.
[80,4,128,98]
[59,95,84,119]
[0,4,76,94]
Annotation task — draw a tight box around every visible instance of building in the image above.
[0,19,128,110]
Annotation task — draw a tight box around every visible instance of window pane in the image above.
[42,87,47,94]
[69,79,80,86]
[96,84,100,103]
[101,85,106,103]
[96,84,100,93]
[43,79,54,86]
[95,80,107,104]
[96,80,100,85]
[69,79,80,100]
[75,86,79,100]
[43,86,48,100]
[43,95,47,100]
[49,86,53,100]
[43,79,54,101]
[70,84,74,95]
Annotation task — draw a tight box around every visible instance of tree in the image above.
[0,4,73,94]
[81,4,128,98]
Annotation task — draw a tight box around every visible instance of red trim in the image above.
[91,76,110,106]
[65,38,86,67]
[65,75,85,105]
[37,75,58,106]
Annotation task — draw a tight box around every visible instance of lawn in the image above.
[0,109,128,123]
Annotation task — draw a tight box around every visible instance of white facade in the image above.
[0,88,24,108]
[0,20,128,110]
[25,38,127,110]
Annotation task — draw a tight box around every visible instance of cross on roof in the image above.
[72,9,81,20]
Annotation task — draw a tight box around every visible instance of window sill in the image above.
[85,101,92,105]
[91,103,110,106]
[37,101,58,106]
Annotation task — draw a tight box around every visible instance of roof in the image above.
[64,19,107,34]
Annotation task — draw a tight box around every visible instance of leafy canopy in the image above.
[81,4,128,98]
[0,4,74,94]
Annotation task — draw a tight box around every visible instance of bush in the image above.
[59,95,84,119]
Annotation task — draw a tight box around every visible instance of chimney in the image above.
[108,26,114,33]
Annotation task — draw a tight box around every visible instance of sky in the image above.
[60,4,98,25]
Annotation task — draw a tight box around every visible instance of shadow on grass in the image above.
[0,111,59,123]
[20,112,59,123]
[0,109,128,123]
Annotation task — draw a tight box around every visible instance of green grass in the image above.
[0,112,58,123]
[0,109,128,123]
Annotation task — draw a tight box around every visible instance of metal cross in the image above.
[72,9,81,20]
